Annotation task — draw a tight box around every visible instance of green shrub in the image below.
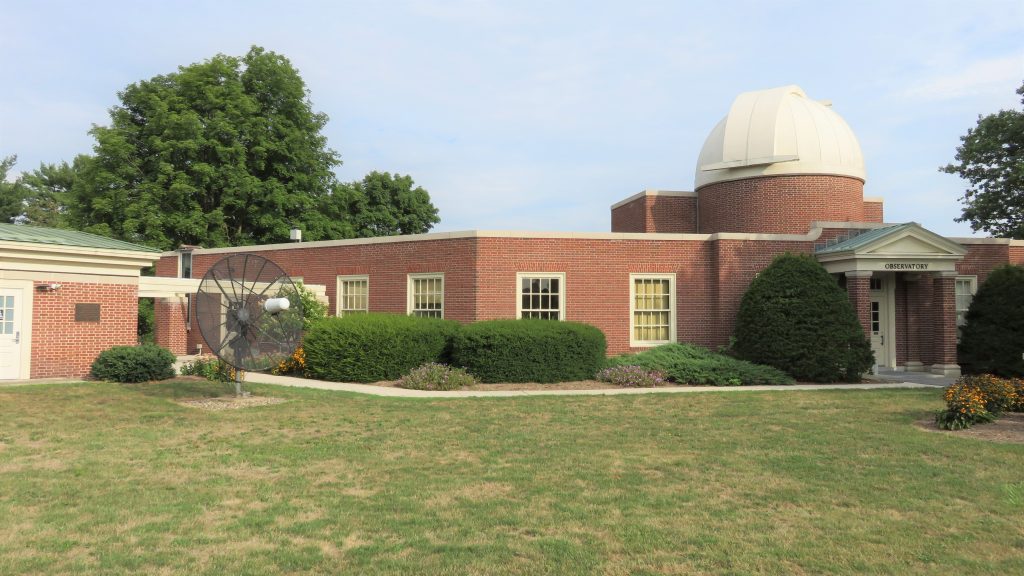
[959,265,1024,377]
[451,319,606,383]
[179,356,239,382]
[303,313,460,383]
[733,253,873,382]
[91,344,176,383]
[397,363,477,391]
[606,343,794,386]
[596,365,667,387]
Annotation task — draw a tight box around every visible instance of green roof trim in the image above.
[814,223,914,254]
[0,224,161,253]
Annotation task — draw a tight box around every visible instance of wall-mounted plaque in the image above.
[75,303,101,322]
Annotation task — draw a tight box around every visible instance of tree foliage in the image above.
[0,155,25,223]
[942,81,1024,239]
[958,264,1024,377]
[18,160,78,228]
[69,46,340,250]
[321,171,440,238]
[733,253,874,382]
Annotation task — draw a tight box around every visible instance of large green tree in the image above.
[70,46,343,250]
[942,81,1024,239]
[0,155,26,223]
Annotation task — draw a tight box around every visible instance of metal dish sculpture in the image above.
[195,254,303,395]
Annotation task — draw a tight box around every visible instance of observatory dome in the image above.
[695,85,864,190]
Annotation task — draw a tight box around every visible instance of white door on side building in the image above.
[868,277,890,368]
[0,289,25,379]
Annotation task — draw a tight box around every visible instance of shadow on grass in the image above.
[120,378,237,400]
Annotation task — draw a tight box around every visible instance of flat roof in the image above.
[0,223,161,253]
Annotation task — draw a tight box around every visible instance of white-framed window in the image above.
[516,273,565,320]
[955,275,977,330]
[630,274,676,347]
[407,273,444,318]
[336,275,369,316]
[178,251,192,279]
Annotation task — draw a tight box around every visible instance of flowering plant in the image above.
[596,365,667,388]
[935,374,1014,430]
[271,346,307,376]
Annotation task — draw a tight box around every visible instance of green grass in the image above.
[1,381,1022,575]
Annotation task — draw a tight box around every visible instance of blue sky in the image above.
[2,0,1022,237]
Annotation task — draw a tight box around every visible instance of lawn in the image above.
[1,381,1022,575]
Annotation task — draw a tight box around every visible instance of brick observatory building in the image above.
[151,85,1024,377]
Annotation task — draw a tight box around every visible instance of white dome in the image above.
[695,85,865,189]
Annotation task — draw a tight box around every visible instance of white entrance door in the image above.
[0,289,24,379]
[868,277,889,368]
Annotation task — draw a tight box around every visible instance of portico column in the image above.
[930,272,961,377]
[903,275,924,372]
[153,297,189,356]
[845,271,872,338]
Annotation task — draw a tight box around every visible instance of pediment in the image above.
[863,233,962,256]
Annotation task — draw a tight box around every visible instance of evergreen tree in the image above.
[733,253,873,382]
[958,264,1024,377]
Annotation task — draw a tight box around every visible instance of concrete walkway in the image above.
[244,371,939,398]
[872,369,956,388]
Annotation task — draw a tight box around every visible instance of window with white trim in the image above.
[337,275,369,316]
[630,274,676,346]
[517,273,565,320]
[408,274,444,318]
[955,276,977,331]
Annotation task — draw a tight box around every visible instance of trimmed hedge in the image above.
[451,319,606,383]
[733,253,873,382]
[90,344,176,383]
[959,264,1024,377]
[606,343,794,386]
[303,313,460,383]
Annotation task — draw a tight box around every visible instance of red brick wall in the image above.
[697,175,865,234]
[610,195,698,233]
[31,281,138,379]
[163,238,479,354]
[863,201,883,223]
[154,298,189,355]
[957,244,1010,285]
[610,197,646,232]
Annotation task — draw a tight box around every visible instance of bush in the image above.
[733,253,873,382]
[270,346,307,376]
[451,319,606,383]
[179,356,241,382]
[397,363,477,391]
[935,374,1015,430]
[91,344,176,383]
[959,265,1024,377]
[279,281,328,331]
[303,313,460,383]
[596,365,667,387]
[1010,379,1024,412]
[606,343,794,386]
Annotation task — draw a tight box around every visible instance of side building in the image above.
[154,85,1024,377]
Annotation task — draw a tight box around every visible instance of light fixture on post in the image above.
[289,226,302,243]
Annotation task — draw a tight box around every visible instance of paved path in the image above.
[872,369,955,388]
[245,372,939,398]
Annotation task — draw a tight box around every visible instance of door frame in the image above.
[869,272,896,369]
[0,280,33,379]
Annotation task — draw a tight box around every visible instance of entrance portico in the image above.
[816,223,967,376]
